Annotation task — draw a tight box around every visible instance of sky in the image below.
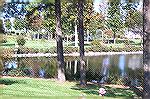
[94,0,107,12]
[1,0,143,20]
[93,0,143,12]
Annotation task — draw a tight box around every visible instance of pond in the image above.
[1,54,143,87]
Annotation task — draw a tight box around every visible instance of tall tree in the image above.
[123,0,143,36]
[107,0,124,44]
[55,0,66,82]
[78,0,86,86]
[143,0,150,98]
[25,0,66,81]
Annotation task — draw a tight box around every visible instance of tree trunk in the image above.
[78,0,86,86]
[143,0,150,98]
[55,0,66,82]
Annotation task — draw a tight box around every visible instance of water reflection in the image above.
[128,55,142,70]
[118,55,126,77]
[127,55,143,86]
[100,55,110,83]
[1,54,143,86]
[39,69,45,78]
[3,60,17,75]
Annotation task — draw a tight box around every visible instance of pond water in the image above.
[2,54,143,86]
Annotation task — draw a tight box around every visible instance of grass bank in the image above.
[0,77,137,99]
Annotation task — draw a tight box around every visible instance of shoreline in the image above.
[12,51,143,57]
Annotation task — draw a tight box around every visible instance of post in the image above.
[87,29,89,42]
[74,60,77,74]
[75,20,78,47]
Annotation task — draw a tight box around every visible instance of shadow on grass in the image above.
[71,83,135,98]
[0,78,26,85]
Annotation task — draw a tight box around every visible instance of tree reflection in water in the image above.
[1,54,143,86]
[99,55,110,83]
[128,55,142,86]
[118,54,126,77]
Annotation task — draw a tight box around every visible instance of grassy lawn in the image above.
[25,40,56,49]
[1,35,57,49]
[1,35,71,49]
[1,35,142,51]
[0,77,136,99]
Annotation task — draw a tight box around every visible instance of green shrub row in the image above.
[17,47,57,54]
[85,45,142,52]
[1,45,142,58]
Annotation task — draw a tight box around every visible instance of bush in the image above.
[85,45,142,52]
[91,40,104,47]
[7,69,26,77]
[17,36,26,46]
[49,47,57,54]
[64,47,78,54]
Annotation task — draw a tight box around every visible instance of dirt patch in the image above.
[0,84,6,88]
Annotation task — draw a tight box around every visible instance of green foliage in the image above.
[44,60,57,78]
[14,18,27,30]
[125,10,143,30]
[107,0,124,39]
[5,19,11,30]
[17,36,26,46]
[91,40,104,47]
[14,47,57,54]
[1,77,137,98]
[61,1,78,35]
[1,45,142,56]
[63,47,78,54]
[7,69,27,77]
[85,45,142,52]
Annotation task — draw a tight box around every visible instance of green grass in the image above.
[24,40,56,49]
[1,35,70,49]
[1,35,142,50]
[0,77,136,99]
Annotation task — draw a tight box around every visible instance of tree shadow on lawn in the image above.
[0,78,26,85]
[71,83,135,98]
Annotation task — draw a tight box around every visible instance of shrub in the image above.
[49,47,57,53]
[17,36,26,46]
[64,47,78,54]
[7,69,26,77]
[91,40,104,47]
